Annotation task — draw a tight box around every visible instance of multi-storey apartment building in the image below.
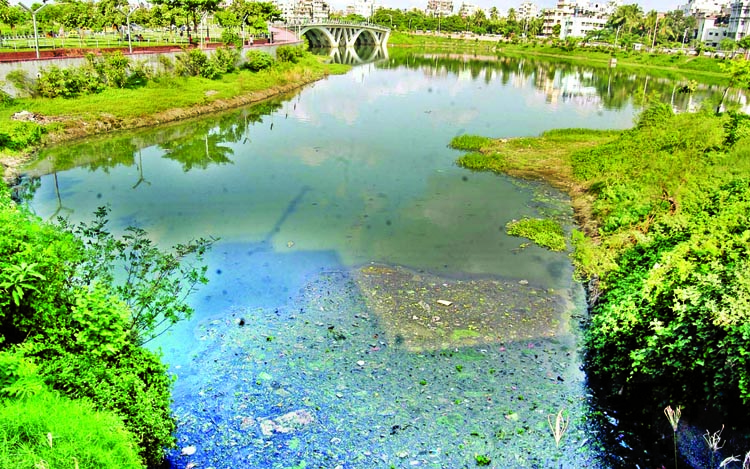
[345,0,374,18]
[276,0,331,23]
[518,1,539,19]
[542,0,617,38]
[457,3,480,18]
[727,0,750,39]
[426,0,454,17]
[680,0,731,16]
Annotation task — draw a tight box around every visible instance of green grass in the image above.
[389,33,728,83]
[0,390,143,469]
[0,55,348,163]
[505,218,567,251]
[449,134,493,152]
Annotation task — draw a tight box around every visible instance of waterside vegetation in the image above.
[0,44,348,179]
[0,184,212,467]
[450,104,750,457]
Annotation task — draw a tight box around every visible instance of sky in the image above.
[332,0,683,14]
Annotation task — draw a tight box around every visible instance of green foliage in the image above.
[276,44,308,63]
[449,134,493,151]
[27,339,176,467]
[0,388,144,469]
[0,121,46,152]
[244,49,275,71]
[64,207,212,345]
[37,65,106,98]
[211,46,241,74]
[635,101,674,130]
[220,28,242,48]
[0,189,213,466]
[505,218,566,251]
[176,48,223,79]
[457,151,506,172]
[586,179,750,409]
[0,349,45,399]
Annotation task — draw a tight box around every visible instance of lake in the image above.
[24,48,739,468]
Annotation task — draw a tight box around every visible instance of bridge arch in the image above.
[296,22,390,49]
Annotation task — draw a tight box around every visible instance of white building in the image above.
[561,15,608,38]
[458,3,480,17]
[276,0,331,23]
[727,0,750,40]
[518,1,539,19]
[426,0,454,16]
[345,0,374,18]
[542,0,614,37]
[680,0,731,16]
[697,15,731,46]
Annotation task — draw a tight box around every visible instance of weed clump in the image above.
[506,218,566,251]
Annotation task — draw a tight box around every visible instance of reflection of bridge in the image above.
[327,46,389,65]
[289,22,390,49]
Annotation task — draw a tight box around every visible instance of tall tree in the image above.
[151,0,220,32]
[608,3,644,34]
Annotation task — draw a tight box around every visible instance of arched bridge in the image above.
[290,22,390,49]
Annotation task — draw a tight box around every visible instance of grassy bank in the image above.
[390,32,728,83]
[449,107,750,454]
[0,54,349,181]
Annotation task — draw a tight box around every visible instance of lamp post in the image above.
[18,0,48,59]
[117,4,139,53]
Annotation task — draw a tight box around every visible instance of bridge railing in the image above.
[278,20,390,32]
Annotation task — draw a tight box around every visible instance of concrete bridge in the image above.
[289,22,390,49]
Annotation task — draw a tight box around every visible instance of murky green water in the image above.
[23,50,739,468]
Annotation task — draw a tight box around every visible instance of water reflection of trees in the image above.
[30,99,287,176]
[381,50,741,112]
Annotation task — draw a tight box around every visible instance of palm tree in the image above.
[608,4,644,34]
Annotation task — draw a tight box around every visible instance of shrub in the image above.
[211,46,241,74]
[244,50,275,71]
[221,28,242,48]
[0,388,144,469]
[37,65,104,98]
[586,179,750,412]
[276,44,308,63]
[0,121,46,152]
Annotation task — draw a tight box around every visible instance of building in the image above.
[276,0,331,23]
[426,0,454,17]
[561,15,608,39]
[696,15,730,46]
[518,1,539,19]
[457,2,479,17]
[727,0,750,40]
[680,0,731,16]
[542,0,615,37]
[345,0,374,18]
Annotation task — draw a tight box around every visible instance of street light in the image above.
[18,0,49,59]
[117,4,139,54]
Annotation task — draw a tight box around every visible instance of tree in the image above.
[489,6,498,21]
[608,3,644,34]
[151,0,220,32]
[717,58,750,113]
[552,23,561,38]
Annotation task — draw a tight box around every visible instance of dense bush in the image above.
[0,121,46,152]
[37,65,105,98]
[244,50,275,71]
[0,189,211,466]
[586,179,750,411]
[276,44,308,63]
[211,46,241,74]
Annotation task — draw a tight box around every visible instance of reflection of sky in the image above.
[29,57,642,290]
